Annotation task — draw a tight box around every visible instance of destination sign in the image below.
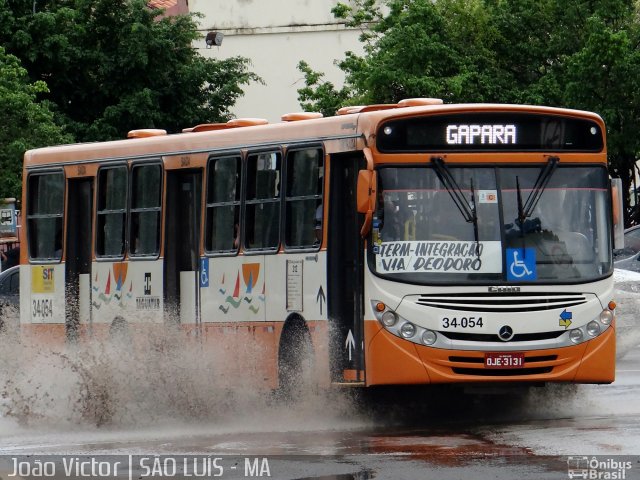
[377,112,604,152]
[446,124,516,145]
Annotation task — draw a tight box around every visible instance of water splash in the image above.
[0,322,360,434]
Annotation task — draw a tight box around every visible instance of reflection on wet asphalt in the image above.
[297,474,372,480]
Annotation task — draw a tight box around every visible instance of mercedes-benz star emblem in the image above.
[498,325,514,342]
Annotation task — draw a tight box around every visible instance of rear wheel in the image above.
[109,315,131,346]
[277,320,315,401]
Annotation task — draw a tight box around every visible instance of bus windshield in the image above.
[371,164,612,284]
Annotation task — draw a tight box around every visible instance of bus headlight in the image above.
[422,330,437,345]
[569,329,584,344]
[587,321,601,337]
[400,322,416,339]
[599,309,613,326]
[370,300,439,347]
[381,311,398,327]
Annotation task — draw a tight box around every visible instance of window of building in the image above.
[245,151,282,251]
[205,155,242,254]
[27,172,64,261]
[129,163,162,257]
[96,166,127,258]
[284,147,324,249]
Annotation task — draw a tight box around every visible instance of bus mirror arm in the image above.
[357,169,377,237]
[358,147,377,236]
[360,211,373,237]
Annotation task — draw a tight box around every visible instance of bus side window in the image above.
[96,165,127,258]
[129,163,162,257]
[284,148,324,249]
[26,172,64,261]
[245,152,282,250]
[205,155,242,254]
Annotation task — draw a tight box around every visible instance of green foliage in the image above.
[298,0,640,225]
[0,0,259,142]
[0,46,71,199]
[297,60,353,117]
[0,0,259,200]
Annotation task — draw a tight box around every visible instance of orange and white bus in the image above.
[19,100,623,389]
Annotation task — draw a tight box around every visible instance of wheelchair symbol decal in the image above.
[200,258,209,287]
[506,248,537,281]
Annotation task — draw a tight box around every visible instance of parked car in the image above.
[614,225,640,260]
[0,265,19,331]
[615,249,640,272]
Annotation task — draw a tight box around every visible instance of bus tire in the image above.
[109,315,130,342]
[277,316,315,401]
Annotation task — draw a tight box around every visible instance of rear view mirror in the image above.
[611,178,624,250]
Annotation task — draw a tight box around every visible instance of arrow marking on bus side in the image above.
[345,330,355,362]
[316,286,326,316]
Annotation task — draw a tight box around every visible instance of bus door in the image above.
[164,170,202,326]
[328,153,366,383]
[65,177,93,340]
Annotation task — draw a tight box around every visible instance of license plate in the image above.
[484,352,525,369]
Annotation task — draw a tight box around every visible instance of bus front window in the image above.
[501,166,612,281]
[371,165,612,284]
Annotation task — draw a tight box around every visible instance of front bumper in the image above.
[364,319,616,385]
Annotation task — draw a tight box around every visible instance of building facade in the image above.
[189,0,364,122]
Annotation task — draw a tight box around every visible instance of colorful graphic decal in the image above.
[92,263,133,309]
[218,263,266,315]
[559,309,573,329]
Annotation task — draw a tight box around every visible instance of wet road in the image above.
[2,358,639,479]
[1,272,639,479]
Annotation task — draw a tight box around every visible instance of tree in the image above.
[561,12,640,224]
[298,0,500,114]
[298,0,640,225]
[0,46,71,199]
[0,0,259,141]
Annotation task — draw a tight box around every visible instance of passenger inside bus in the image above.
[233,222,240,249]
[382,197,404,241]
[0,247,19,270]
[315,204,322,243]
[54,227,63,259]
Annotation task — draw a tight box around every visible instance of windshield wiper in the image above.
[517,156,559,225]
[431,157,480,250]
[431,157,476,223]
[516,176,525,228]
[469,177,479,247]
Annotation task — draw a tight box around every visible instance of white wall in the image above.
[190,0,365,122]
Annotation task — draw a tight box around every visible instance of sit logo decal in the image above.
[32,266,55,293]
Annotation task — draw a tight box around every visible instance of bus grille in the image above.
[440,331,564,342]
[415,292,587,313]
